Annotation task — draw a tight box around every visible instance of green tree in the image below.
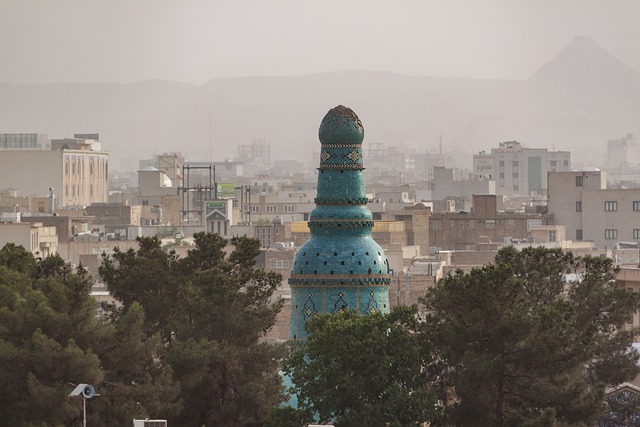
[0,251,102,426]
[422,246,640,426]
[99,236,180,342]
[90,302,181,426]
[0,246,178,426]
[284,306,441,427]
[100,232,286,426]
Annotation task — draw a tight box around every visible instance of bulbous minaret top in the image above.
[288,105,391,341]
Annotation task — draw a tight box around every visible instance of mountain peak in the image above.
[529,36,640,84]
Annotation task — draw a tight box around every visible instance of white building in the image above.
[473,141,570,197]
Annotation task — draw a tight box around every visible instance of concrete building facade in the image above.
[548,169,640,248]
[473,140,570,197]
[608,133,637,170]
[0,218,58,257]
[429,194,546,251]
[0,134,108,208]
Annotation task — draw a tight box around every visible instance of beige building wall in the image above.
[615,268,640,333]
[61,150,108,207]
[0,150,63,200]
[0,222,58,257]
[549,170,640,247]
[0,148,108,208]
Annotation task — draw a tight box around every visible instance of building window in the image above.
[550,161,557,168]
[576,201,582,212]
[549,230,557,242]
[250,205,260,213]
[512,172,519,179]
[512,185,519,192]
[512,161,519,167]
[284,205,295,213]
[563,160,569,167]
[499,172,504,178]
[605,229,618,240]
[634,229,640,240]
[270,260,290,269]
[604,201,618,211]
[499,160,504,167]
[576,229,583,240]
[430,220,442,230]
[576,176,583,187]
[266,205,277,213]
[634,201,640,211]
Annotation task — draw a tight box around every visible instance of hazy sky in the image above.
[1,0,639,84]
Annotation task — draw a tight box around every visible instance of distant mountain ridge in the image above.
[0,36,638,171]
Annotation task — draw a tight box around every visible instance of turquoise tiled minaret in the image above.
[288,105,391,340]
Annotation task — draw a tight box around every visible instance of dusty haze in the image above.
[1,1,639,170]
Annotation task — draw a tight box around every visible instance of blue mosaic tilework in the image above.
[315,170,366,202]
[289,285,390,340]
[289,106,390,341]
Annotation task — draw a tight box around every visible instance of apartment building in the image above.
[548,169,640,248]
[429,194,546,251]
[473,140,570,197]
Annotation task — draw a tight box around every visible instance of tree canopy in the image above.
[99,232,286,426]
[284,306,441,427]
[0,244,176,426]
[0,232,285,426]
[422,246,640,426]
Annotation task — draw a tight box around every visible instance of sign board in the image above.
[216,183,236,199]
[206,201,227,220]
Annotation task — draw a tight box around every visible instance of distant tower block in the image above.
[288,105,391,341]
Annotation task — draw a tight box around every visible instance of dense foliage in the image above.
[283,306,440,427]
[99,233,285,426]
[0,232,285,426]
[3,239,639,426]
[0,243,177,426]
[422,246,640,426]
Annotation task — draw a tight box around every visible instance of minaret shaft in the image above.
[288,105,391,341]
